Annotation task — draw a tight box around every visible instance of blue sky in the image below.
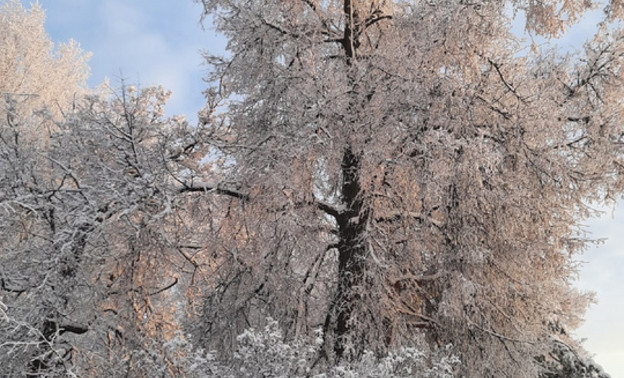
[21,0,624,375]
[32,0,225,124]
[576,204,624,376]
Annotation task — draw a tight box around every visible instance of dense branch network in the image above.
[1,0,622,377]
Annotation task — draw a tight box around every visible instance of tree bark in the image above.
[333,146,368,359]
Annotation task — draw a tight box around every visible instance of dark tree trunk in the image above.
[333,146,368,359]
[332,0,369,360]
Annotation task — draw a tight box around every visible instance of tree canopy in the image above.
[1,0,621,377]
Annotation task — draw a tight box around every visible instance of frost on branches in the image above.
[0,0,90,143]
[2,0,624,377]
[193,0,624,376]
[140,318,459,378]
[0,82,204,376]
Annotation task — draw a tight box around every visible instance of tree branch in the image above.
[179,182,249,200]
[301,0,317,12]
[315,199,344,218]
[360,14,392,37]
[148,277,179,296]
[375,211,444,227]
[59,322,89,335]
[0,277,27,294]
[488,59,526,103]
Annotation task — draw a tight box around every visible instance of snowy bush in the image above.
[139,318,459,377]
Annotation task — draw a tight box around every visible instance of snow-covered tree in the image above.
[191,0,624,376]
[0,3,92,375]
[0,0,90,141]
[2,0,622,376]
[0,83,193,376]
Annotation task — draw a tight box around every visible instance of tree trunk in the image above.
[333,146,368,359]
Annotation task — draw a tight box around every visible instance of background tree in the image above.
[0,2,92,375]
[193,0,624,376]
[0,82,196,376]
[0,5,239,376]
[0,0,90,141]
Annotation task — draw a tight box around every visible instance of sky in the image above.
[16,0,624,375]
[28,0,226,124]
[579,204,624,375]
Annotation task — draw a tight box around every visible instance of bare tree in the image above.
[192,0,624,376]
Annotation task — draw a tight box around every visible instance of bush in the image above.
[143,319,459,378]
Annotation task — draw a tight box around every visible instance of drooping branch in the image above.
[262,19,290,36]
